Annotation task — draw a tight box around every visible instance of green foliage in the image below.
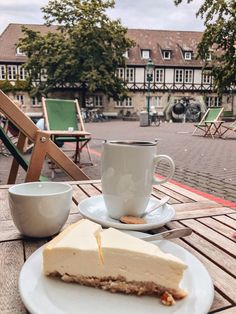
[0,80,14,92]
[175,0,236,93]
[14,79,31,92]
[0,79,31,93]
[18,0,135,103]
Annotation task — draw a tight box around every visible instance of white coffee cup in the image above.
[101,140,175,219]
[8,182,72,238]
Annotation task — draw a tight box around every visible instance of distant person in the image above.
[36,118,64,147]
[36,118,45,130]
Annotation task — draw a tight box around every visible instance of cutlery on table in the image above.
[140,196,170,218]
[143,227,192,242]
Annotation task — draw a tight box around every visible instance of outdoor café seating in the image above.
[192,107,224,138]
[0,90,89,183]
[220,120,236,138]
[0,91,235,314]
[42,97,92,165]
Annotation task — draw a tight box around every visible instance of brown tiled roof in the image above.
[126,29,203,67]
[0,23,58,63]
[0,24,203,67]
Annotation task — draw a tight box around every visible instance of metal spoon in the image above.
[140,196,170,218]
[143,227,192,242]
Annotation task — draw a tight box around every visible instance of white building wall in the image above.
[165,68,173,83]
[135,67,144,83]
[2,62,235,117]
[194,69,202,85]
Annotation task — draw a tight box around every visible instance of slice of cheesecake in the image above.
[43,219,187,302]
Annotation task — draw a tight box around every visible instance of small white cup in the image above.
[8,182,72,238]
[68,127,74,132]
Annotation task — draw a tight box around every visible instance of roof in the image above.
[0,23,58,63]
[126,28,203,67]
[0,23,203,66]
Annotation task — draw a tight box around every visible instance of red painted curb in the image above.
[168,178,236,209]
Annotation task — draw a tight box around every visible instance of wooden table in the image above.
[0,180,235,313]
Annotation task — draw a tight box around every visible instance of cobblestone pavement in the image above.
[1,121,236,202]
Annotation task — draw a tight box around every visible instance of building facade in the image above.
[0,24,235,119]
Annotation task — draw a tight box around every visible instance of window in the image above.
[31,97,41,106]
[175,69,183,83]
[163,51,171,60]
[184,51,192,60]
[141,49,150,59]
[94,95,103,107]
[123,51,129,58]
[155,96,162,108]
[8,65,17,80]
[185,69,193,83]
[85,97,93,107]
[205,96,221,107]
[19,66,25,80]
[125,68,134,82]
[16,47,26,56]
[16,94,24,105]
[117,97,132,107]
[202,72,212,84]
[155,69,164,83]
[85,96,103,107]
[146,96,155,108]
[117,68,124,79]
[206,53,212,61]
[40,68,47,80]
[0,65,6,80]
[32,97,37,106]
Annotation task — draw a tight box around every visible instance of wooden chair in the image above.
[42,97,92,165]
[0,114,9,156]
[220,120,236,138]
[0,90,89,183]
[192,107,224,138]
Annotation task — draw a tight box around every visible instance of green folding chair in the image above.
[220,120,236,138]
[192,107,224,138]
[42,98,92,165]
[0,90,89,183]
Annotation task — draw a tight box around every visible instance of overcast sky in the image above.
[0,0,204,34]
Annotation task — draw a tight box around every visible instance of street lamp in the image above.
[145,59,155,125]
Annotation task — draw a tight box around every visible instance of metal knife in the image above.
[143,227,192,242]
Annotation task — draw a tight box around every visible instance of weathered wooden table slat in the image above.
[0,180,235,314]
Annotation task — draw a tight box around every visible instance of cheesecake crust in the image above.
[48,272,187,301]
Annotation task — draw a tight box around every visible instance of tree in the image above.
[19,0,135,105]
[175,0,236,94]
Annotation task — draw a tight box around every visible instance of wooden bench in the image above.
[103,112,119,119]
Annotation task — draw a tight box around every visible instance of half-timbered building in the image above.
[0,24,235,118]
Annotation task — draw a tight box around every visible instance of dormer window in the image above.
[123,51,129,59]
[141,49,150,59]
[184,51,192,60]
[16,47,26,56]
[163,50,171,60]
[206,52,212,61]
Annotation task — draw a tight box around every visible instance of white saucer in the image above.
[78,195,175,231]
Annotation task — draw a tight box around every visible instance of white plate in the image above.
[78,195,175,231]
[19,234,214,314]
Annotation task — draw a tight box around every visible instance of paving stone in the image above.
[1,121,235,203]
